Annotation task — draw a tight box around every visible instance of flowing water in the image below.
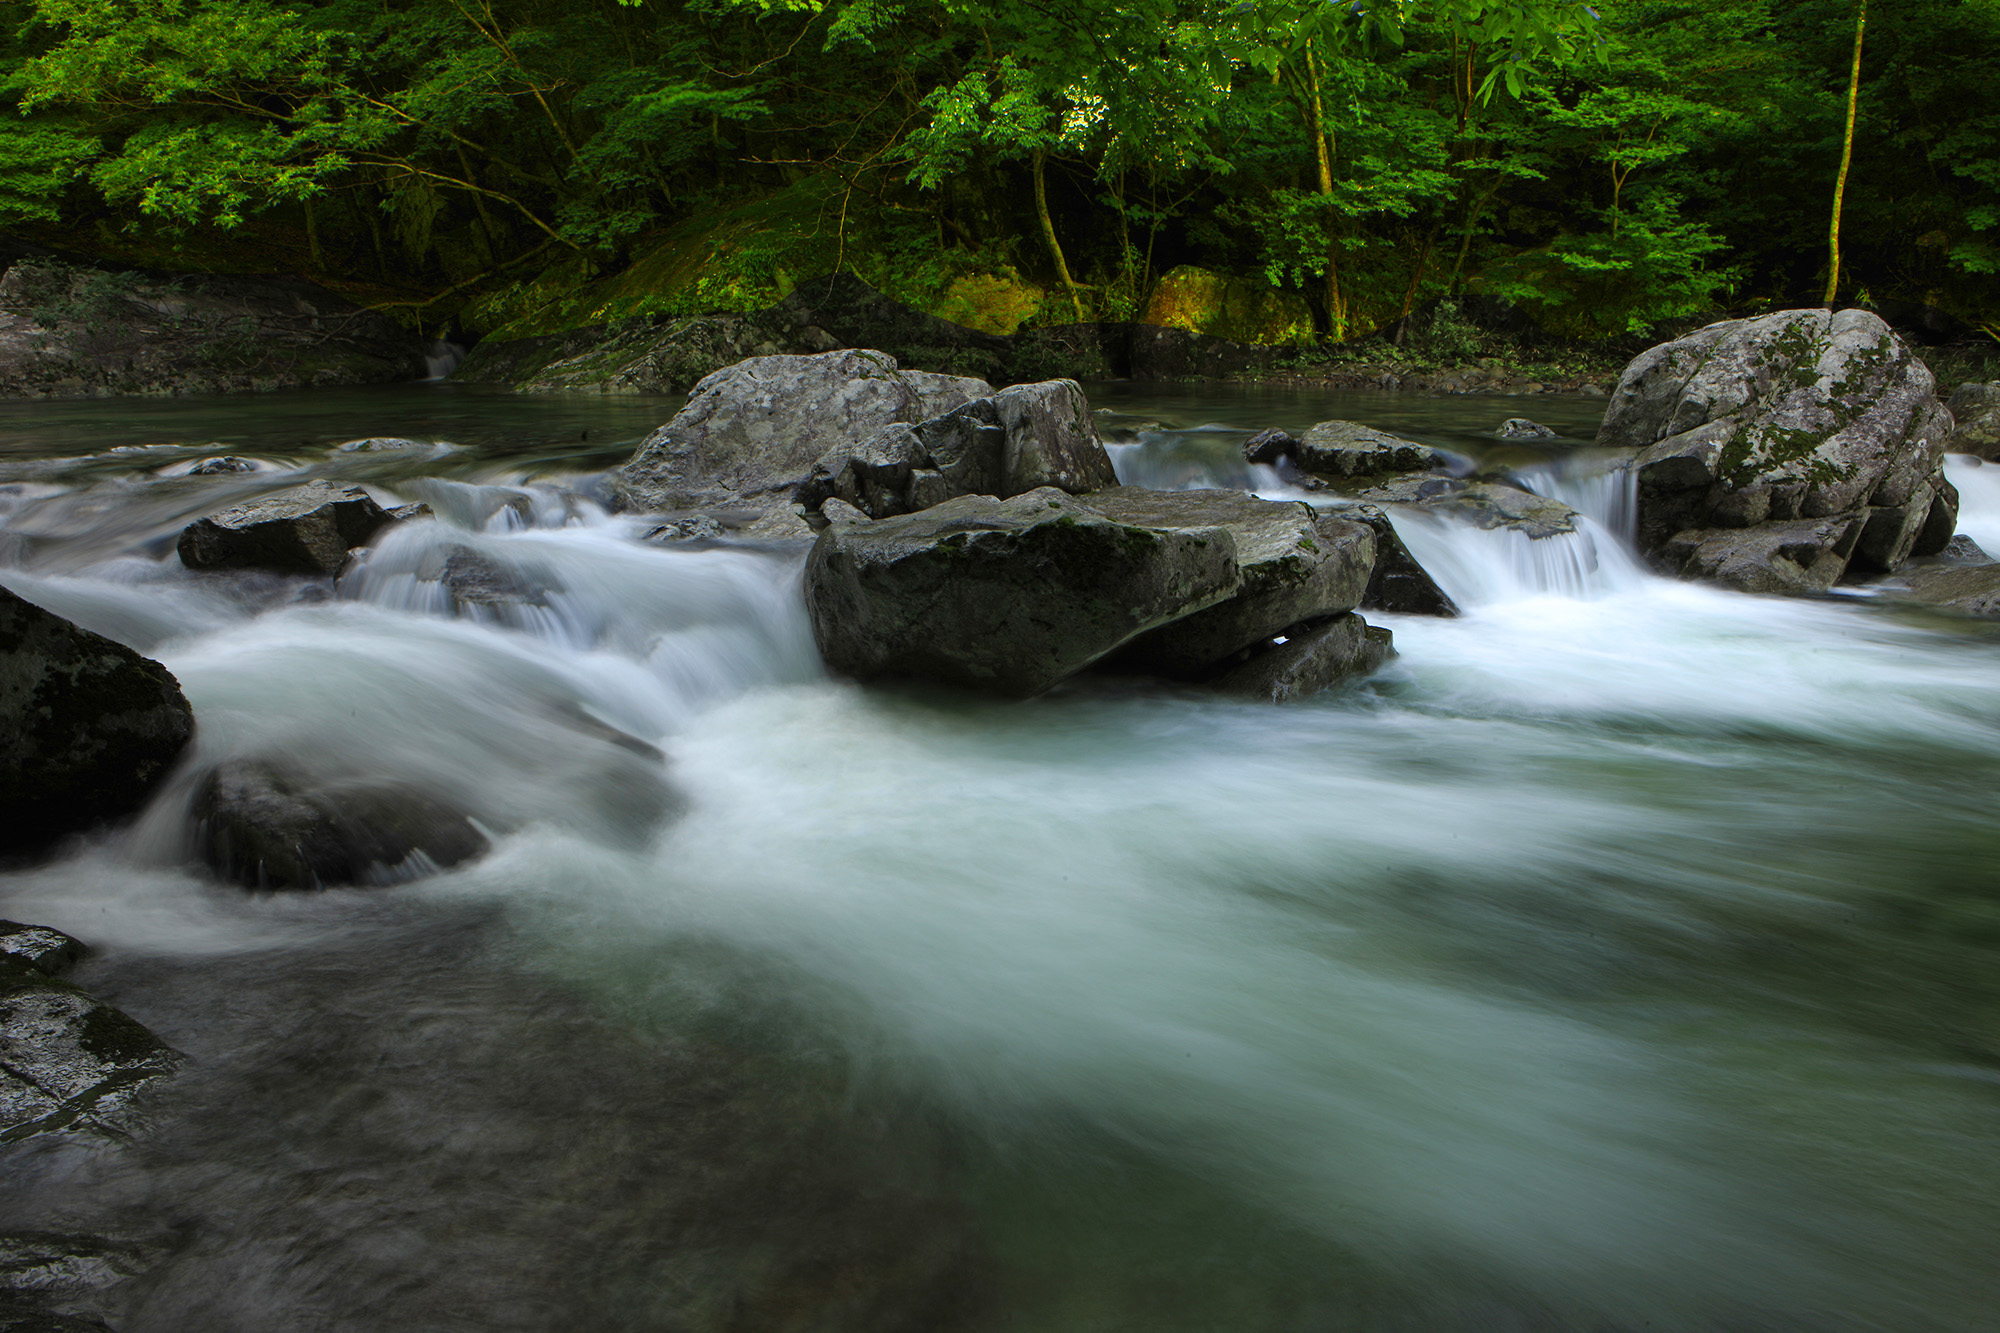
[3,383,1999,1332]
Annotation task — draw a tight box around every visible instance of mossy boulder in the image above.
[1600,309,1955,592]
[1,587,194,858]
[1140,267,1313,346]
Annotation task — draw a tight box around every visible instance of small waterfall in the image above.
[1387,508,1648,607]
[1943,454,2000,556]
[1511,455,1638,544]
[424,339,468,381]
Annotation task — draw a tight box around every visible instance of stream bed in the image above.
[3,381,1999,1332]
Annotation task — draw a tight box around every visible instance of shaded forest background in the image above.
[1,0,1995,357]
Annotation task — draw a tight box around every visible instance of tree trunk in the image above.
[1034,149,1087,322]
[1306,41,1347,340]
[1826,0,1868,306]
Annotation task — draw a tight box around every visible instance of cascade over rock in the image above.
[1599,308,1955,592]
[1,587,194,856]
[618,349,989,518]
[805,489,1243,697]
[176,480,409,575]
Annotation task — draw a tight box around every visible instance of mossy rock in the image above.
[1140,267,1313,347]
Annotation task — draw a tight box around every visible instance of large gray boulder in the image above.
[805,490,1243,697]
[619,349,989,513]
[1,587,194,857]
[176,480,395,575]
[193,760,490,890]
[1209,613,1395,702]
[1944,382,2000,459]
[1245,420,1443,477]
[1599,309,1956,592]
[1087,488,1375,677]
[1,921,183,1142]
[796,379,1117,520]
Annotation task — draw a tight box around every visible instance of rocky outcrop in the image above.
[1944,381,2000,459]
[1600,309,1956,593]
[0,259,424,400]
[1,921,183,1143]
[192,760,490,891]
[1088,489,1374,677]
[1,587,194,858]
[805,489,1243,697]
[618,350,988,516]
[795,379,1117,520]
[1210,613,1395,702]
[176,480,406,575]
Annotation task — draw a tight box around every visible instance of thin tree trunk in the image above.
[1034,149,1086,322]
[1826,0,1868,306]
[1306,40,1346,340]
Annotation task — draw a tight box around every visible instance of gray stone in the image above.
[1893,562,2000,616]
[0,924,83,978]
[1242,428,1298,465]
[805,488,1242,697]
[1345,504,1460,616]
[1089,488,1375,677]
[335,437,430,453]
[644,516,727,544]
[1210,613,1395,702]
[1355,477,1580,539]
[1,587,194,857]
[1944,381,2000,459]
[1496,418,1557,439]
[620,349,989,512]
[1293,421,1442,476]
[1941,533,1990,564]
[188,456,255,475]
[193,760,490,890]
[1,955,183,1143]
[437,546,550,607]
[1599,309,1952,588]
[1656,513,1867,595]
[176,480,393,575]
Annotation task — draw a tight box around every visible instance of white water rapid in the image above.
[3,393,1999,1332]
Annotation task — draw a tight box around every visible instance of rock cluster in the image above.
[1,587,193,857]
[1600,308,1955,593]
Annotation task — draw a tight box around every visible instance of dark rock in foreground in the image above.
[176,480,398,575]
[0,923,182,1144]
[1345,505,1461,616]
[1,588,194,857]
[806,489,1242,697]
[1210,613,1395,702]
[1601,308,1955,593]
[1089,489,1374,677]
[193,760,489,890]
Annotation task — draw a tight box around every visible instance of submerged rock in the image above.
[1,587,194,857]
[619,349,988,514]
[1209,613,1395,702]
[187,456,256,475]
[805,489,1242,697]
[193,760,489,890]
[797,378,1117,520]
[176,480,394,575]
[1889,562,2000,617]
[438,545,550,608]
[0,1228,151,1332]
[1089,488,1374,677]
[0,926,183,1143]
[1599,308,1955,592]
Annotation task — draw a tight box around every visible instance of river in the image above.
[2,381,1998,1332]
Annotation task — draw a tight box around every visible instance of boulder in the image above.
[1209,613,1394,702]
[1890,562,2000,617]
[1,934,183,1142]
[619,349,989,514]
[1354,476,1581,539]
[797,379,1117,519]
[1243,428,1298,465]
[0,923,84,977]
[188,456,256,475]
[1944,381,2000,459]
[1497,418,1557,439]
[176,480,394,575]
[1,587,194,857]
[193,760,490,890]
[1256,421,1443,477]
[1088,489,1374,677]
[1344,504,1460,616]
[438,546,551,608]
[805,489,1242,697]
[1599,309,1956,591]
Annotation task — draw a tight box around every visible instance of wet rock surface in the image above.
[175,481,394,576]
[619,350,988,516]
[1944,381,2000,459]
[192,760,490,890]
[1243,421,1442,478]
[0,924,182,1145]
[1889,561,2000,616]
[0,588,194,858]
[1600,308,1955,592]
[1208,613,1395,703]
[1353,476,1581,540]
[1497,418,1557,439]
[1344,505,1461,616]
[805,489,1243,697]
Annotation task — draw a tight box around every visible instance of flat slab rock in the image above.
[806,488,1243,697]
[0,923,182,1144]
[1890,561,2000,616]
[176,479,395,575]
[1352,476,1580,540]
[1,587,193,857]
[1243,420,1442,476]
